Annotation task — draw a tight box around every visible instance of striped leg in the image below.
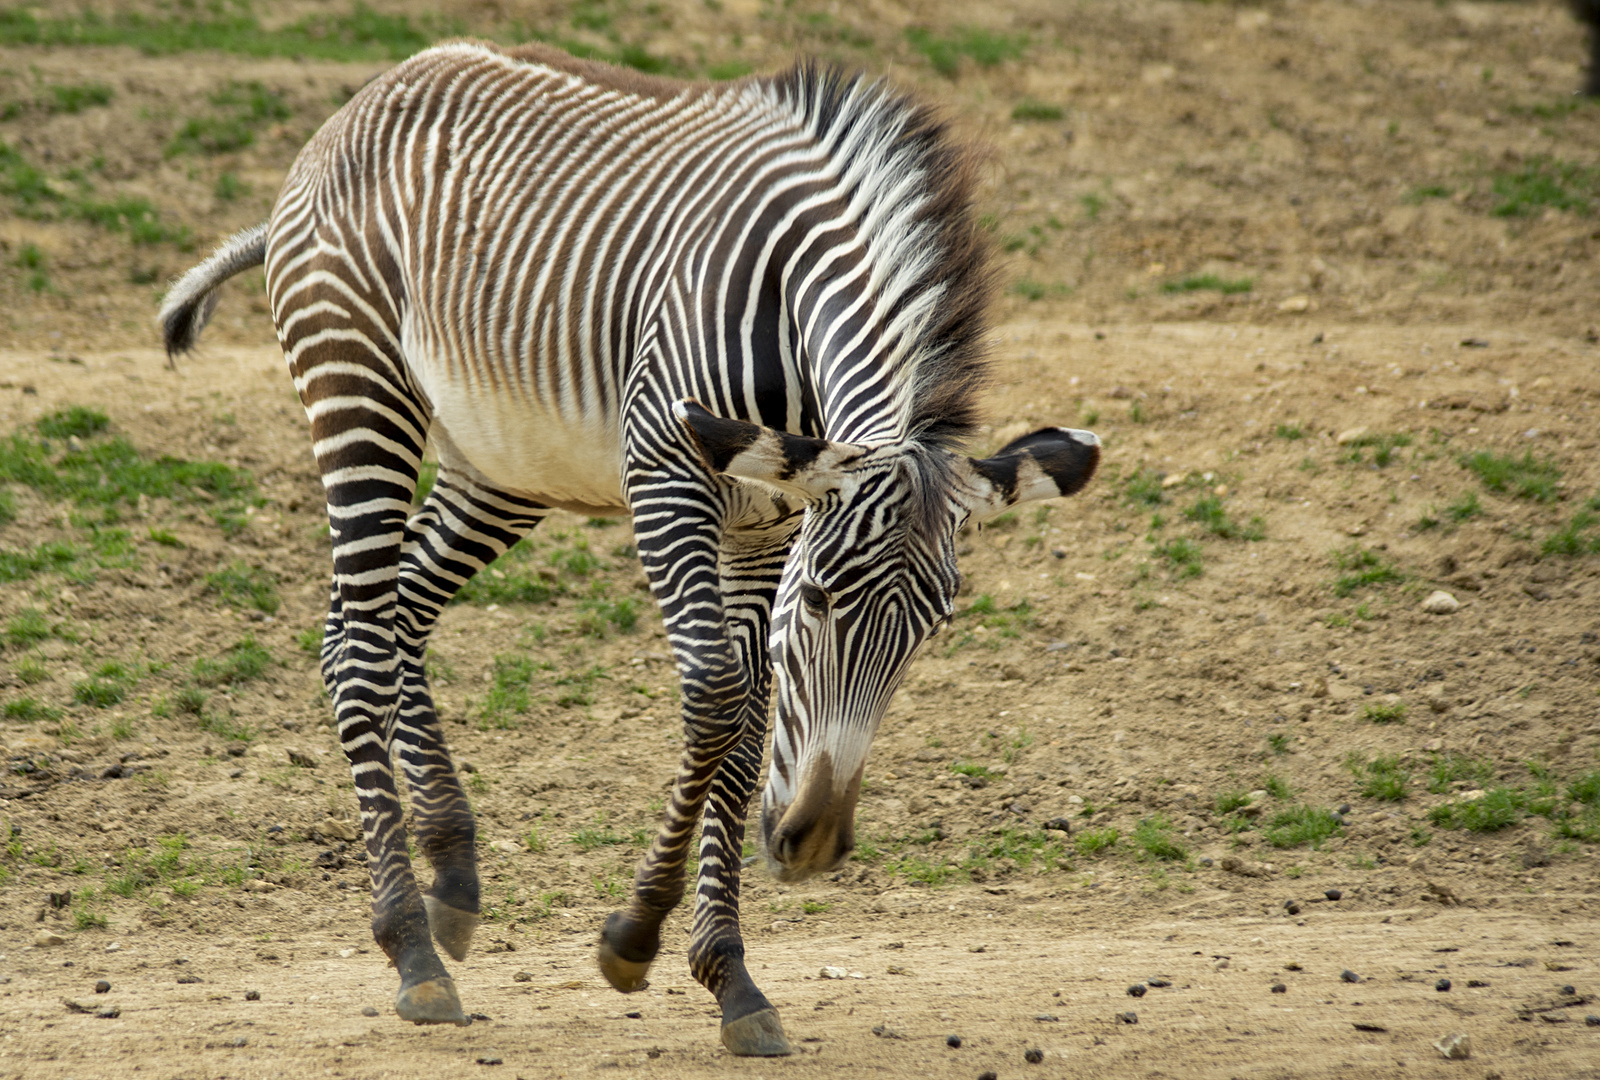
[598,476,798,1056]
[391,473,550,961]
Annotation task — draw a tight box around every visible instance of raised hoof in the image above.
[720,1008,792,1057]
[422,895,480,962]
[395,977,470,1026]
[597,935,651,994]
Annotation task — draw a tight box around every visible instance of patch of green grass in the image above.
[1331,545,1404,597]
[966,825,1069,873]
[296,625,323,657]
[454,541,561,606]
[1460,450,1561,503]
[174,685,208,715]
[480,654,538,728]
[1132,815,1186,861]
[1428,787,1523,832]
[197,708,253,743]
[950,760,997,783]
[1215,789,1252,815]
[192,635,272,686]
[167,80,290,158]
[203,562,279,613]
[1274,423,1305,440]
[1009,278,1071,301]
[1541,505,1600,557]
[576,595,638,638]
[36,406,109,440]
[73,661,138,707]
[1405,184,1453,204]
[1262,774,1293,800]
[885,852,962,887]
[906,26,1027,77]
[1153,537,1203,578]
[1569,771,1600,806]
[1445,490,1483,523]
[1361,701,1407,724]
[571,815,625,852]
[1341,431,1413,468]
[16,657,48,684]
[1183,494,1264,540]
[212,171,247,202]
[1489,156,1599,217]
[705,60,753,81]
[1073,827,1120,856]
[1348,753,1409,801]
[45,81,113,114]
[4,607,51,647]
[1267,733,1293,756]
[1011,99,1063,122]
[552,664,605,708]
[1264,805,1343,849]
[800,899,831,915]
[1161,273,1253,295]
[4,695,61,721]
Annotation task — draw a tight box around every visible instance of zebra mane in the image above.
[765,62,995,453]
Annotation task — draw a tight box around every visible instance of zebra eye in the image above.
[799,583,828,616]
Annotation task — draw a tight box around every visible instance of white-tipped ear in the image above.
[957,427,1101,522]
[673,400,867,502]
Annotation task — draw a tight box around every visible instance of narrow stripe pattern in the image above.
[162,40,1000,1048]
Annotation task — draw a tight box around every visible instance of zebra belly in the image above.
[426,383,626,514]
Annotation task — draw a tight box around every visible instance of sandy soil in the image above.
[2,3,1600,1079]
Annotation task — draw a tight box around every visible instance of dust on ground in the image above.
[2,3,1600,1079]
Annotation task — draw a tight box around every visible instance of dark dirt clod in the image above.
[1324,889,1343,901]
[1436,979,1452,992]
[475,1057,502,1066]
[469,1013,491,1022]
[1585,1015,1600,1027]
[1340,970,1361,983]
[1284,901,1302,915]
[1561,985,1576,996]
[946,1034,962,1048]
[1127,983,1147,997]
[95,1007,120,1019]
[244,990,260,1001]
[513,971,533,982]
[93,981,110,994]
[1147,978,1171,988]
[1118,1011,1138,1024]
[1024,1048,1044,1064]
[1336,804,1352,816]
[979,1072,998,1080]
[176,975,202,984]
[624,1011,642,1020]
[1468,980,1490,988]
[1271,983,1287,994]
[1042,817,1072,833]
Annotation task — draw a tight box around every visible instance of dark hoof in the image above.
[422,895,480,962]
[720,1007,791,1056]
[395,977,470,1026]
[597,935,651,994]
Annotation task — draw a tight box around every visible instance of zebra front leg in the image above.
[690,721,790,1056]
[393,475,550,961]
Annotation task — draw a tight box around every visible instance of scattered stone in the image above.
[177,974,203,984]
[623,1011,641,1020]
[96,1007,120,1019]
[1198,857,1213,868]
[1586,1015,1600,1027]
[475,1057,502,1066]
[1213,959,1230,971]
[286,749,317,768]
[1041,817,1072,835]
[1324,889,1343,901]
[979,1072,998,1080]
[1434,1032,1471,1060]
[1561,984,1576,996]
[226,1037,248,1048]
[1117,1011,1138,1025]
[488,840,520,855]
[1024,1048,1044,1064]
[1033,1013,1058,1022]
[1220,856,1274,878]
[63,999,90,1014]
[513,971,533,982]
[1283,900,1301,916]
[1436,979,1452,992]
[1340,970,1361,983]
[244,990,260,1001]
[1335,426,1369,446]
[1421,591,1460,615]
[870,1024,904,1039]
[93,980,110,994]
[314,818,359,842]
[104,942,120,952]
[945,1034,962,1048]
[361,1006,379,1017]
[1277,294,1311,313]
[1353,1022,1388,1033]
[1271,983,1287,994]
[1147,978,1171,988]
[1466,980,1489,988]
[1127,984,1147,998]
[34,931,65,947]
[820,966,848,980]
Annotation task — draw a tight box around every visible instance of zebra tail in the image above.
[156,222,269,357]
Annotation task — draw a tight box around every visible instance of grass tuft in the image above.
[1460,450,1561,503]
[1264,805,1342,849]
[192,635,272,686]
[1161,273,1253,295]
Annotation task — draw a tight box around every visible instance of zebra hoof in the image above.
[395,977,470,1026]
[596,935,652,994]
[423,895,480,962]
[720,1007,792,1057]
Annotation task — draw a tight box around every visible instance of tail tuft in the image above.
[156,222,269,357]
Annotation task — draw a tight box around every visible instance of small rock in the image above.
[286,749,317,769]
[979,1072,998,1080]
[1434,1032,1471,1060]
[1324,888,1343,901]
[1283,900,1301,916]
[1127,983,1146,998]
[1147,978,1171,988]
[1335,426,1369,446]
[177,974,202,984]
[513,971,533,982]
[1213,958,1230,971]
[488,840,519,855]
[1198,856,1213,868]
[226,1036,248,1048]
[1024,1048,1044,1064]
[1353,1022,1388,1033]
[34,931,65,947]
[1220,856,1274,878]
[1271,983,1287,994]
[1436,978,1452,992]
[104,942,120,952]
[1041,817,1072,835]
[1467,980,1489,988]
[820,966,848,980]
[314,818,359,842]
[1561,984,1576,996]
[361,1006,379,1017]
[94,980,110,994]
[1117,1011,1138,1024]
[1033,1013,1058,1022]
[1585,1014,1600,1027]
[870,1024,903,1039]
[946,1034,962,1048]
[96,1007,120,1019]
[1421,591,1460,615]
[244,990,260,1001]
[624,1011,641,1020]
[1340,970,1361,983]
[1277,294,1311,313]
[475,1057,502,1066]
[243,879,277,893]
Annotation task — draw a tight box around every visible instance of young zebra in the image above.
[159,41,1099,1056]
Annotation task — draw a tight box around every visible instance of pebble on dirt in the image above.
[96,1007,120,1019]
[94,980,110,994]
[475,1056,502,1066]
[946,1035,962,1048]
[978,1072,998,1080]
[513,971,533,982]
[1127,983,1147,998]
[1436,979,1452,992]
[1118,1011,1138,1024]
[34,931,65,947]
[1325,889,1343,901]
[1024,1048,1044,1063]
[244,990,260,1001]
[1585,1015,1600,1027]
[1434,1033,1471,1060]
[360,1006,379,1017]
[1270,983,1287,994]
[1283,900,1301,915]
[1421,590,1460,615]
[1561,984,1577,996]
[1340,970,1361,983]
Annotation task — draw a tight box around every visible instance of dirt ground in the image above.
[2,3,1600,1079]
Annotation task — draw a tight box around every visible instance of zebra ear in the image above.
[957,427,1101,523]
[673,400,864,501]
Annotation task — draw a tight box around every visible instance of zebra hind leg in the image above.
[392,473,550,961]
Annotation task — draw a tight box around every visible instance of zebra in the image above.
[157,41,1100,1056]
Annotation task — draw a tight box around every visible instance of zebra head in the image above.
[676,401,1099,882]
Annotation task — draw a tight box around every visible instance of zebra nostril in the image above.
[774,832,801,864]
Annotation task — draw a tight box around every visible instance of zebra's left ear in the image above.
[673,400,867,501]
[956,427,1101,523]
